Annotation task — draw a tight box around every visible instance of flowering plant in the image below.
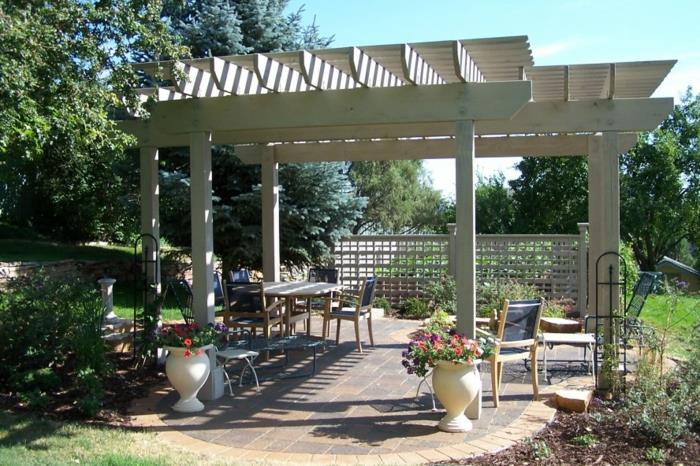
[402,329,492,377]
[157,322,229,358]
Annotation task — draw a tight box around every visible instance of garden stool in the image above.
[215,348,260,395]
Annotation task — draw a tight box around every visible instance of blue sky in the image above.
[286,0,700,198]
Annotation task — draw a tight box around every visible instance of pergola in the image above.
[120,35,675,342]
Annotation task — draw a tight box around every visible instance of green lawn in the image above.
[0,411,250,466]
[113,284,184,322]
[640,293,700,358]
[0,239,133,262]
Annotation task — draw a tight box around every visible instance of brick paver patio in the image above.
[132,315,595,464]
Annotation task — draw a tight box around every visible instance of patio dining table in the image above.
[263,281,342,336]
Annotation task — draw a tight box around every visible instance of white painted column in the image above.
[189,132,215,325]
[262,149,280,281]
[139,146,161,291]
[455,120,476,339]
[587,133,620,344]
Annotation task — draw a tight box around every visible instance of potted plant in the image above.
[156,322,228,412]
[402,329,491,432]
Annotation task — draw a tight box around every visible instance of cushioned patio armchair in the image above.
[481,298,545,407]
[221,282,284,338]
[323,276,376,352]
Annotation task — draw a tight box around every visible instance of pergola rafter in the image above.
[124,35,677,401]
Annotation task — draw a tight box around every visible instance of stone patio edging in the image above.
[125,378,590,466]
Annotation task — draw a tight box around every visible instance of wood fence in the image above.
[333,223,589,313]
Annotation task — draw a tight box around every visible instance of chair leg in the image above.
[245,358,260,392]
[221,362,234,396]
[490,360,499,407]
[335,318,341,344]
[367,314,375,347]
[530,349,539,401]
[498,362,505,393]
[354,319,362,353]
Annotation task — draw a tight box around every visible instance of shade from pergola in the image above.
[122,36,675,402]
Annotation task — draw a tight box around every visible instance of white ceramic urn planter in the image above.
[165,344,213,413]
[432,360,481,432]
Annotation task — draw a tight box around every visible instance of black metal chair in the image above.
[323,276,376,352]
[221,282,284,338]
[622,271,661,346]
[167,279,194,325]
[229,268,252,284]
[308,267,339,283]
[481,298,545,407]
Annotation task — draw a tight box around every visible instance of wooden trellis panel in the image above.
[476,234,580,301]
[333,235,449,305]
[333,233,584,307]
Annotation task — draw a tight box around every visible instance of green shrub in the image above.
[572,433,598,447]
[476,279,537,317]
[0,272,109,416]
[424,275,456,314]
[524,438,551,460]
[621,359,689,445]
[400,297,431,320]
[425,309,453,333]
[373,297,391,312]
[644,446,666,463]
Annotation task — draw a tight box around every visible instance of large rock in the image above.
[540,317,582,333]
[555,389,593,413]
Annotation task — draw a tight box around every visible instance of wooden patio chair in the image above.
[221,282,284,338]
[481,298,545,407]
[323,276,376,352]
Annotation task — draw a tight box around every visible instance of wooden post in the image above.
[577,222,589,317]
[262,149,280,282]
[189,131,215,326]
[139,146,161,292]
[587,133,620,347]
[455,120,476,339]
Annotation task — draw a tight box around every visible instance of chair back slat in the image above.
[229,268,252,284]
[625,272,660,319]
[168,279,194,325]
[360,277,377,308]
[500,299,543,342]
[213,271,225,307]
[226,282,264,312]
[308,267,339,283]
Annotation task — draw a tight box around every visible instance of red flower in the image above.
[184,338,192,347]
[455,346,463,356]
[184,349,192,358]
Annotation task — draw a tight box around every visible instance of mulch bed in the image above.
[1,352,165,427]
[436,399,700,465]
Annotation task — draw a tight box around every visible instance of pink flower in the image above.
[184,338,192,347]
[184,349,192,358]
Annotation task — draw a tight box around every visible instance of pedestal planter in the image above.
[164,344,212,413]
[432,360,481,432]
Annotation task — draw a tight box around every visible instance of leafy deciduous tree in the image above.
[0,1,186,241]
[349,160,444,234]
[509,157,588,234]
[621,89,700,270]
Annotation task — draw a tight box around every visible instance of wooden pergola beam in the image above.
[300,50,357,90]
[146,81,532,134]
[119,97,669,147]
[254,54,311,93]
[174,61,228,98]
[233,134,639,163]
